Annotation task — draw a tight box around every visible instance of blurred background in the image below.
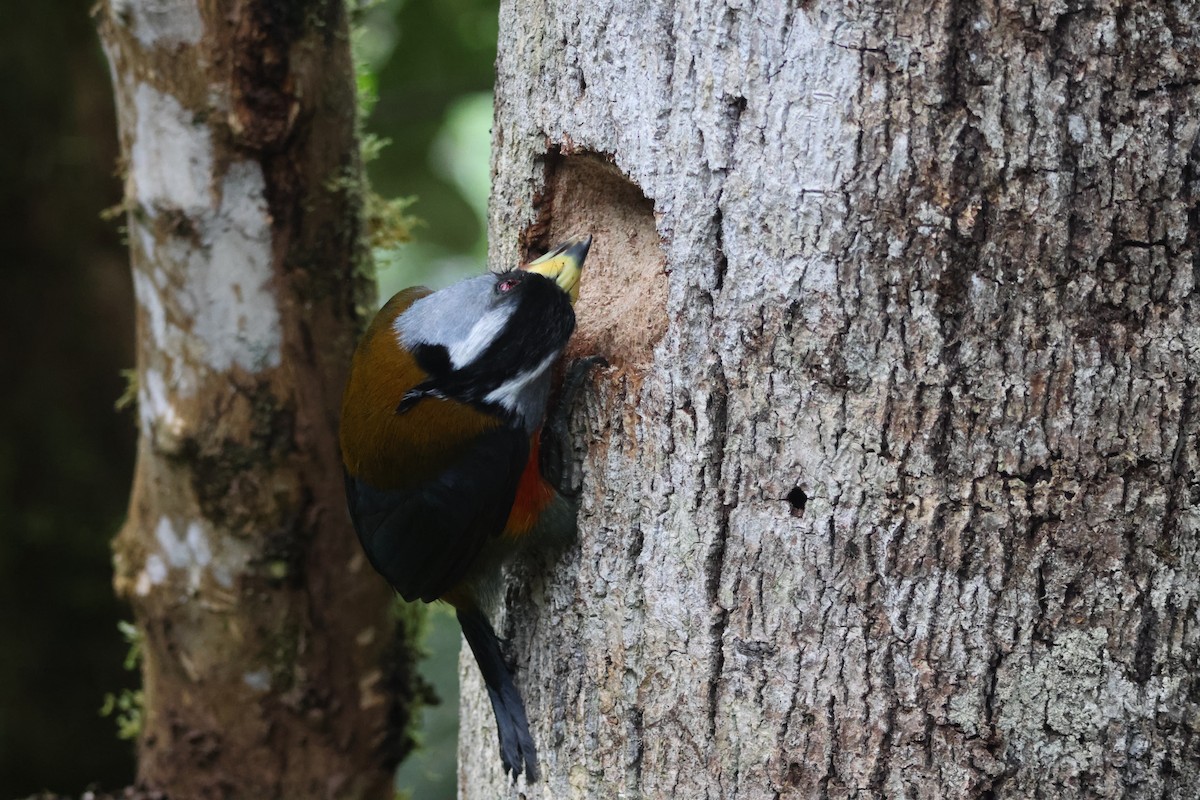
[0,0,497,796]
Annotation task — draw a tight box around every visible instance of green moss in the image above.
[100,621,144,740]
[366,192,419,250]
[99,689,144,741]
[360,132,389,165]
[113,368,138,413]
[116,619,143,669]
[376,597,433,772]
[348,0,421,279]
[390,594,427,641]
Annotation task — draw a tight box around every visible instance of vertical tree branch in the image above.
[97,1,413,796]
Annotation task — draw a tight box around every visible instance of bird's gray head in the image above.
[393,270,576,431]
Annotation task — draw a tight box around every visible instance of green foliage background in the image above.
[0,0,498,796]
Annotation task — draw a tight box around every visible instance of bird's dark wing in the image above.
[344,426,528,603]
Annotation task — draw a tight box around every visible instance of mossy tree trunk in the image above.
[464,0,1200,797]
[97,2,412,797]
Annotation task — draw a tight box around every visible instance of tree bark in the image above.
[465,0,1200,797]
[97,2,413,797]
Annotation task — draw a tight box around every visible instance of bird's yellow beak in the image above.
[522,235,591,305]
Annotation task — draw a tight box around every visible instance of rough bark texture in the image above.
[98,2,411,797]
[465,1,1200,797]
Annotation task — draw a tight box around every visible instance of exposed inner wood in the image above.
[533,154,668,370]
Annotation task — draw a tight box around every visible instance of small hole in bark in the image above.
[786,486,807,514]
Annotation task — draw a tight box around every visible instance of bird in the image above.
[339,236,595,782]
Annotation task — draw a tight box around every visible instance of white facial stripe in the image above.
[484,351,558,412]
[446,307,512,368]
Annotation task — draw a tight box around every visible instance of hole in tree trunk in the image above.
[523,151,667,370]
[787,486,807,514]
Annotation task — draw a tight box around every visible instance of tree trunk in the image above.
[97,2,413,797]
[465,0,1200,797]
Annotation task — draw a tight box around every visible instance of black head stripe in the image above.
[412,342,452,376]
[477,271,575,371]
[405,271,575,415]
[395,343,452,415]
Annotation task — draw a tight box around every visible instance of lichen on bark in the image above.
[97,1,417,797]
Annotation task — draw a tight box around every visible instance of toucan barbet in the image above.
[339,236,593,781]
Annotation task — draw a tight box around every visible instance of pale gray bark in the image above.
[464,1,1200,798]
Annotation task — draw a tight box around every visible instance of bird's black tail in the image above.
[456,607,539,782]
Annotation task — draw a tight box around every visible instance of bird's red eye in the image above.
[497,278,519,293]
